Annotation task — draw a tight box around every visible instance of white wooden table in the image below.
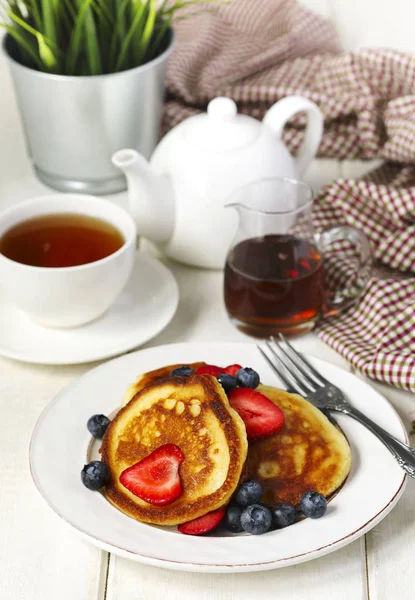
[1,2,414,598]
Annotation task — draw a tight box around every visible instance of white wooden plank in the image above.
[349,374,415,442]
[0,357,104,600]
[106,539,366,600]
[347,374,415,600]
[331,0,415,53]
[366,479,415,600]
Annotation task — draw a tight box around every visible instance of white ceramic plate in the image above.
[30,342,407,573]
[0,253,178,365]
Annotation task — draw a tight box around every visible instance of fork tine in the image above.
[277,334,329,387]
[256,345,307,396]
[265,340,316,394]
[270,336,324,389]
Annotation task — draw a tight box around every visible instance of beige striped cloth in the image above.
[163,0,415,393]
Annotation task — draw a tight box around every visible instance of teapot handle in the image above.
[263,96,324,175]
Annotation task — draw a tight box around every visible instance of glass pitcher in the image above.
[224,178,372,337]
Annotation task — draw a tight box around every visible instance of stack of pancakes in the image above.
[100,363,351,526]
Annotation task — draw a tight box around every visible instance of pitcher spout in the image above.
[112,149,174,245]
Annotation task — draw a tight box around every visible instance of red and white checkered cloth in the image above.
[165,0,415,393]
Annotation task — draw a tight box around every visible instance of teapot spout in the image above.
[112,149,174,244]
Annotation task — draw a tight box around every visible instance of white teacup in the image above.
[0,194,136,328]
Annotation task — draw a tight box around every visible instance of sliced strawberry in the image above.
[224,364,243,376]
[228,388,285,442]
[197,364,224,377]
[178,508,225,536]
[119,444,184,506]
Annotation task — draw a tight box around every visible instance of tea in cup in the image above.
[224,178,372,337]
[0,194,136,327]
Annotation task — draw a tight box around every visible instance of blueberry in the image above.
[216,373,237,393]
[272,503,297,529]
[87,414,110,439]
[170,366,195,378]
[236,367,260,389]
[235,480,263,507]
[300,491,327,519]
[81,461,109,490]
[224,504,244,533]
[240,504,272,535]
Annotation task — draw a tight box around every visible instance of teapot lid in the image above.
[183,97,261,151]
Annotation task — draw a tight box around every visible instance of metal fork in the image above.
[257,335,415,478]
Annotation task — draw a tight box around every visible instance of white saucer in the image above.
[0,253,178,365]
[30,342,407,572]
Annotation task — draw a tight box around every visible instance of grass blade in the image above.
[115,0,128,41]
[0,23,42,68]
[108,0,134,71]
[66,0,95,74]
[36,32,58,71]
[58,1,76,39]
[41,0,58,46]
[8,6,61,72]
[62,0,77,20]
[115,0,149,71]
[83,4,102,74]
[7,10,45,38]
[7,1,24,19]
[133,0,156,66]
[91,0,113,25]
[131,0,150,67]
[145,14,171,61]
[25,0,43,30]
[91,1,112,71]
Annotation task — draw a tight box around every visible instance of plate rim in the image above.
[29,341,408,572]
[0,253,179,365]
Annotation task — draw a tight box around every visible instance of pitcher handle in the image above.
[316,225,373,317]
[263,96,324,175]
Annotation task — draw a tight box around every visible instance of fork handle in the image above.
[337,406,415,478]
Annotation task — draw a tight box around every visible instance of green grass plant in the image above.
[1,0,217,75]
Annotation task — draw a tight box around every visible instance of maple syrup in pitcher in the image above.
[224,234,325,337]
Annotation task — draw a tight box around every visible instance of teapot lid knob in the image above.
[182,96,260,151]
[207,97,237,121]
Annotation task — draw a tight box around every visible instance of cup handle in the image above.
[315,225,372,317]
[262,96,324,175]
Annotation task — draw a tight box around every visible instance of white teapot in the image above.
[112,96,323,268]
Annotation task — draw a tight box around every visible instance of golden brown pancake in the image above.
[244,385,352,507]
[101,373,248,525]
